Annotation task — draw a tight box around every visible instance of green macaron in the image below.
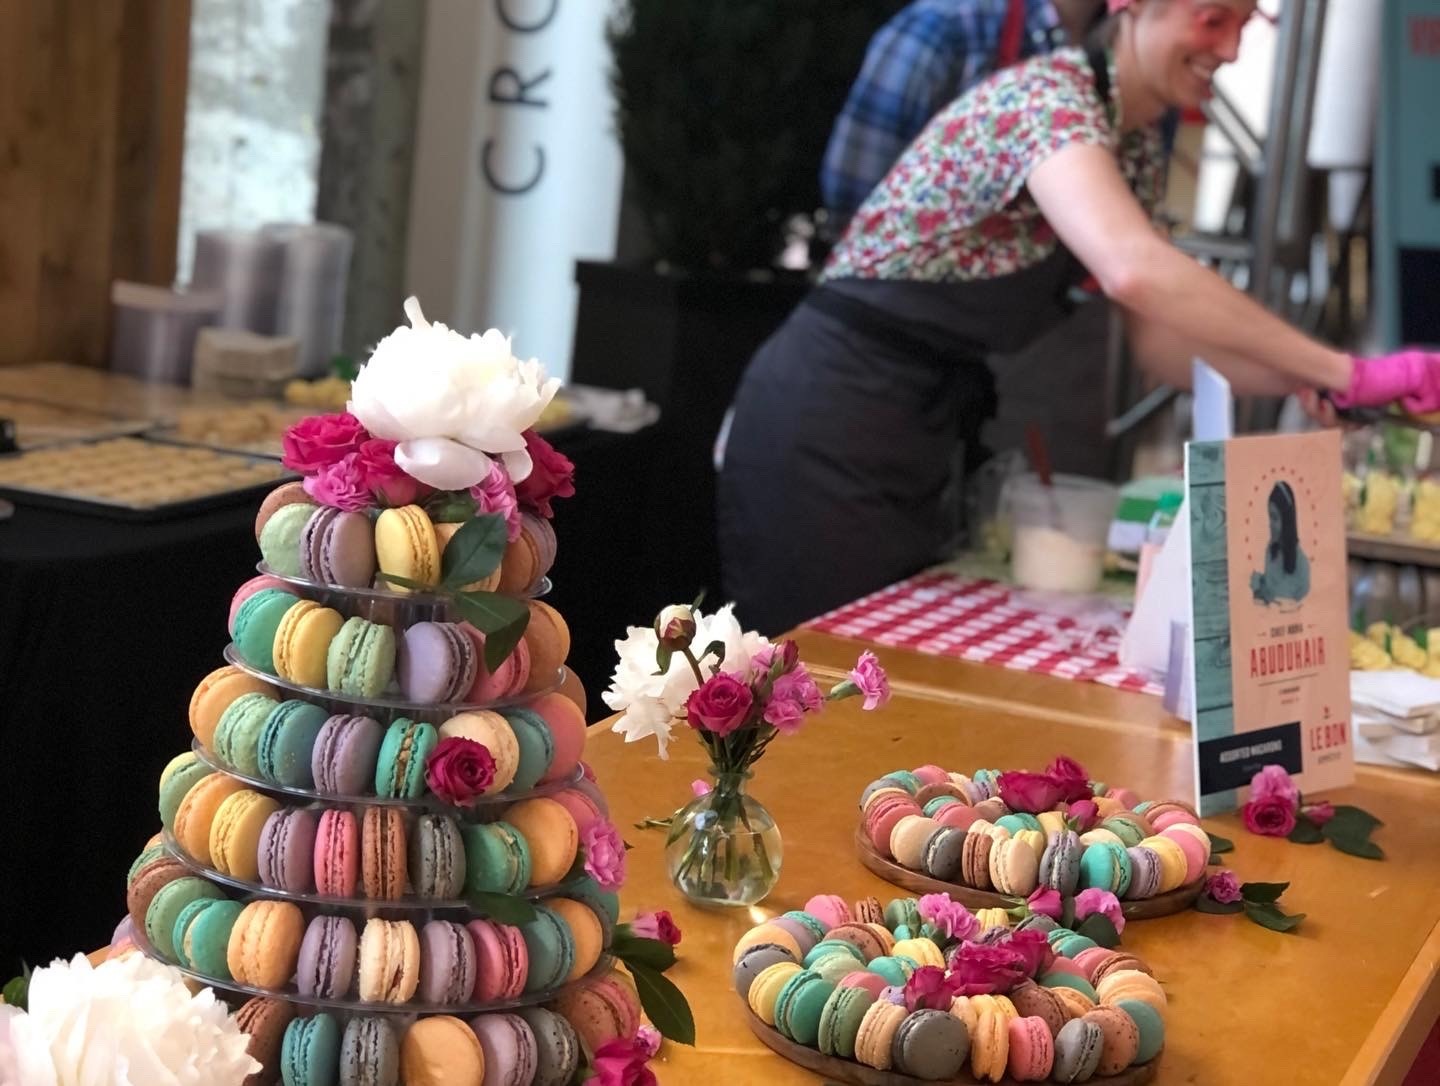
[158,753,213,833]
[818,986,876,1059]
[232,589,300,674]
[127,842,169,885]
[256,700,329,788]
[1040,971,1100,1001]
[281,1012,342,1086]
[374,718,438,799]
[327,617,397,698]
[803,939,865,970]
[173,897,243,978]
[144,877,223,962]
[996,812,1043,834]
[1117,998,1165,1064]
[501,708,556,793]
[883,897,922,932]
[866,956,912,987]
[1054,933,1100,959]
[1079,840,1134,895]
[773,970,836,1047]
[214,692,281,776]
[258,503,312,578]
[462,821,532,896]
[520,906,576,993]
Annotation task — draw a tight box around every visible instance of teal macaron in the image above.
[1116,998,1165,1064]
[462,821,532,895]
[144,877,224,962]
[232,589,301,674]
[257,700,329,788]
[817,979,869,1048]
[214,692,281,776]
[374,718,438,799]
[773,970,836,1046]
[996,812,1043,834]
[173,898,243,978]
[158,753,214,833]
[883,770,921,794]
[810,952,867,985]
[1054,933,1100,959]
[1079,841,1134,895]
[923,796,960,817]
[281,1012,342,1086]
[127,842,169,884]
[1040,971,1100,1001]
[258,502,313,578]
[327,617,397,698]
[866,956,913,987]
[1102,815,1150,849]
[501,707,556,794]
[803,939,865,970]
[521,905,576,993]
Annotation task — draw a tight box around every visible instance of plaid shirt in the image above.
[821,0,1066,221]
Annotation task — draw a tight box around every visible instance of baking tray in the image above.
[0,435,295,522]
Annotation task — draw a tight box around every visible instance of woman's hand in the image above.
[1296,390,1340,428]
[1334,351,1440,414]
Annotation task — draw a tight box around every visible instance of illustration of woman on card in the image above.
[1252,480,1311,606]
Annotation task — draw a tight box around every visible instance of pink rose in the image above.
[1073,888,1126,934]
[1047,756,1092,803]
[583,820,627,891]
[918,894,979,942]
[635,1025,662,1059]
[994,929,1054,978]
[1303,801,1334,826]
[1066,799,1099,832]
[997,771,1064,814]
[424,737,496,806]
[630,910,681,946]
[303,453,374,511]
[282,411,368,474]
[1205,868,1242,904]
[591,1034,657,1086]
[765,665,824,733]
[685,673,754,736]
[848,651,891,710]
[1249,764,1300,809]
[513,429,575,518]
[690,779,711,798]
[948,944,1029,996]
[1026,887,1064,921]
[353,438,421,506]
[468,461,522,541]
[902,966,958,1011]
[1242,795,1298,837]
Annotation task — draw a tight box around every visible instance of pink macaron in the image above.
[550,788,605,835]
[228,575,290,637]
[935,803,982,832]
[531,692,586,784]
[467,919,528,1002]
[463,625,532,703]
[1151,808,1200,833]
[1161,826,1209,884]
[1106,787,1140,809]
[312,809,358,897]
[1046,957,1088,981]
[838,970,889,999]
[912,764,950,786]
[1071,947,1115,983]
[865,795,921,858]
[804,894,852,929]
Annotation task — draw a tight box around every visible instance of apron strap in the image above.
[997,0,1027,69]
[1084,32,1113,112]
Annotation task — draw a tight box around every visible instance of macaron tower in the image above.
[859,764,1212,919]
[734,892,1168,1083]
[123,303,641,1086]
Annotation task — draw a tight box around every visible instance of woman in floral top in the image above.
[719,0,1440,636]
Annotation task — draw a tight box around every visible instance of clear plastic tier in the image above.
[257,562,550,627]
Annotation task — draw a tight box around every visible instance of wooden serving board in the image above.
[854,827,1204,921]
[744,1005,1158,1086]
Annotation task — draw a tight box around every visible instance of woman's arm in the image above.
[1027,143,1353,392]
[1124,311,1301,396]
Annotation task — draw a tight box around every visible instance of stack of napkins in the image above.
[1350,671,1440,771]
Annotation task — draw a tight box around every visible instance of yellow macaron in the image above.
[1139,835,1189,892]
[1098,969,1168,1017]
[732,923,803,966]
[975,908,1011,932]
[970,1009,1010,1082]
[1079,827,1126,849]
[375,505,440,593]
[209,790,281,881]
[272,600,344,688]
[854,1001,907,1070]
[1014,828,1047,863]
[1036,811,1068,838]
[892,937,945,969]
[989,837,1039,896]
[1093,796,1126,818]
[173,774,247,865]
[747,960,801,1025]
[504,797,579,888]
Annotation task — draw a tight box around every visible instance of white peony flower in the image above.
[2,953,259,1086]
[603,603,769,758]
[349,297,561,490]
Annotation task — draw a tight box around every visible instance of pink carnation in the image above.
[1205,869,1242,904]
[282,411,367,474]
[591,1034,657,1086]
[630,910,681,946]
[635,1025,662,1059]
[948,943,1029,996]
[469,461,522,541]
[690,779,712,798]
[917,894,979,942]
[582,820,627,891]
[764,665,824,734]
[303,453,374,512]
[1073,888,1126,934]
[751,640,799,677]
[848,652,891,710]
[1026,887,1064,921]
[1249,764,1300,808]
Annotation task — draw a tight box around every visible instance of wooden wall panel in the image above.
[0,0,190,367]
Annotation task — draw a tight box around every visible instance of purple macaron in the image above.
[418,920,477,1006]
[297,914,358,998]
[398,622,477,704]
[470,1013,539,1086]
[769,916,822,956]
[257,808,318,893]
[1125,845,1163,899]
[311,715,384,797]
[299,507,377,589]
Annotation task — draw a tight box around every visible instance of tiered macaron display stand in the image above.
[857,766,1209,920]
[126,493,620,1083]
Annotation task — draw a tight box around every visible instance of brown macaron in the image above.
[522,599,570,693]
[915,782,969,806]
[972,797,1009,821]
[1010,981,1068,1036]
[826,923,889,961]
[1083,1006,1141,1075]
[961,830,994,891]
[126,857,189,929]
[852,896,884,925]
[362,806,408,900]
[253,481,312,541]
[1090,952,1154,987]
[234,996,295,1086]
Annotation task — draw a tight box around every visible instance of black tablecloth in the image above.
[0,423,687,974]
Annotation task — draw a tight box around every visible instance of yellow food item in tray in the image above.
[284,376,352,411]
[1358,471,1400,535]
[1411,479,1440,542]
[1350,631,1393,670]
[1391,631,1428,670]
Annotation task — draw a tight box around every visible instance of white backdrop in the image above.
[405,0,624,377]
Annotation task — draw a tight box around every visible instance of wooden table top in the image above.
[587,673,1440,1085]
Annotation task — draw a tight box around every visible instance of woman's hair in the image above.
[1267,481,1300,574]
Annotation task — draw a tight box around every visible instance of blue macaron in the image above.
[257,700,329,788]
[282,1012,341,1086]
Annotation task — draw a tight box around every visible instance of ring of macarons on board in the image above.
[735,892,1166,1084]
[122,306,677,1086]
[858,765,1211,921]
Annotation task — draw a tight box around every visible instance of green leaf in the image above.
[628,962,695,1045]
[1074,913,1121,949]
[451,592,530,671]
[1239,881,1289,904]
[1287,820,1325,844]
[654,645,673,677]
[689,588,707,611]
[1327,834,1385,860]
[376,570,437,593]
[1194,895,1244,915]
[1207,832,1234,856]
[699,640,726,668]
[440,514,509,588]
[1060,897,1076,930]
[1417,627,1430,651]
[1,975,27,1010]
[613,931,678,972]
[468,892,538,926]
[426,491,480,523]
[1327,805,1385,833]
[1243,902,1305,933]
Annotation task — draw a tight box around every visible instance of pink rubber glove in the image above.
[1332,351,1440,414]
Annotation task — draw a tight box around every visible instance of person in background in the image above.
[720,0,1440,637]
[821,0,1110,226]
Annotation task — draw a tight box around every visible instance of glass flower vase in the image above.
[664,769,781,906]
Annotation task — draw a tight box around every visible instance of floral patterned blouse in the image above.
[823,46,1164,283]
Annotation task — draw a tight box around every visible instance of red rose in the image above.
[1065,799,1099,832]
[424,737,496,807]
[513,429,575,518]
[282,412,368,474]
[994,928,1054,979]
[902,966,958,1012]
[1046,756,1092,803]
[1242,795,1297,837]
[592,1035,657,1086]
[997,771,1063,814]
[354,438,421,507]
[685,673,754,737]
[949,944,1029,996]
[630,910,682,946]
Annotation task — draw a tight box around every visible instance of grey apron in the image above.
[719,41,1116,635]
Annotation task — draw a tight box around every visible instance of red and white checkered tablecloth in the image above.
[804,571,1164,696]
